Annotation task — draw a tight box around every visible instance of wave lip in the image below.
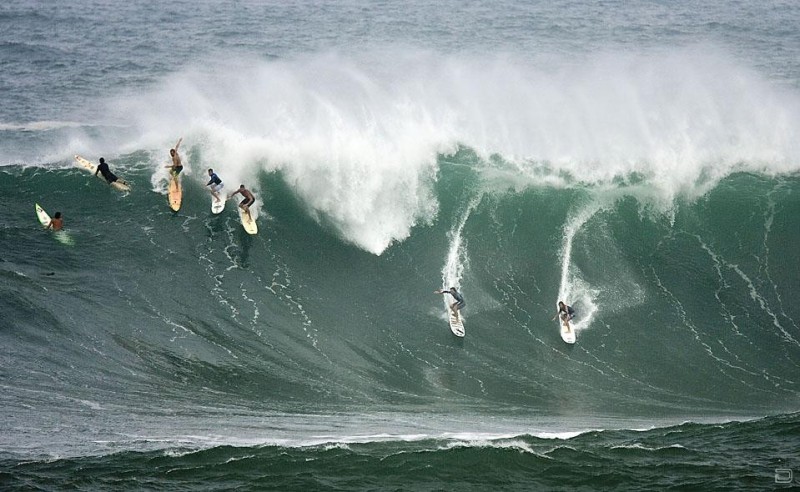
[86,46,800,252]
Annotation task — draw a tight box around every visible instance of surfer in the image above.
[229,184,255,215]
[206,168,224,202]
[165,137,183,176]
[47,212,63,231]
[435,287,466,319]
[95,157,127,186]
[553,301,576,324]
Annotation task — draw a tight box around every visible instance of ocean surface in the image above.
[2,0,800,490]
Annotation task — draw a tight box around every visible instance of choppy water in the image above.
[1,0,799,490]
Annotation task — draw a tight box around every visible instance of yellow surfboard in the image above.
[168,174,182,211]
[238,206,258,235]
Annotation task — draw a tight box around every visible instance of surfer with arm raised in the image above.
[165,137,183,176]
[435,287,466,320]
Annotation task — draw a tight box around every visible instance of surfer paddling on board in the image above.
[165,137,183,176]
[434,287,466,320]
[553,301,576,326]
[206,168,224,202]
[95,157,128,187]
[47,212,63,231]
[229,184,255,216]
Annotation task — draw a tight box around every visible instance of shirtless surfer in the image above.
[47,211,63,231]
[229,184,255,216]
[165,137,183,176]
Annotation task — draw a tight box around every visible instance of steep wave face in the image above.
[2,145,799,417]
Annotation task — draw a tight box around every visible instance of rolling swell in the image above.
[3,413,799,491]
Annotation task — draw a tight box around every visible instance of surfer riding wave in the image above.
[435,287,465,319]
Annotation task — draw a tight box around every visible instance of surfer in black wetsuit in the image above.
[553,301,576,324]
[435,287,466,319]
[95,157,121,184]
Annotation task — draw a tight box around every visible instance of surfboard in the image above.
[211,196,225,214]
[238,206,258,234]
[74,155,131,192]
[35,203,73,245]
[168,174,182,211]
[35,203,50,227]
[559,307,576,344]
[449,310,465,337]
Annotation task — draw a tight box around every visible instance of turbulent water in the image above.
[2,0,800,490]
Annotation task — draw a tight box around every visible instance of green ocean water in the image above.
[4,413,800,491]
[3,0,800,489]
[1,152,799,490]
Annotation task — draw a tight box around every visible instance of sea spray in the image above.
[40,46,797,254]
[439,194,483,317]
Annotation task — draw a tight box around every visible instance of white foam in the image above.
[0,120,92,131]
[43,46,800,253]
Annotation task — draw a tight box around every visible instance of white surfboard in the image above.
[556,302,577,344]
[449,311,465,337]
[35,203,73,245]
[239,206,258,234]
[35,203,50,227]
[211,196,225,214]
[74,155,131,192]
[557,302,576,344]
[560,318,576,344]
